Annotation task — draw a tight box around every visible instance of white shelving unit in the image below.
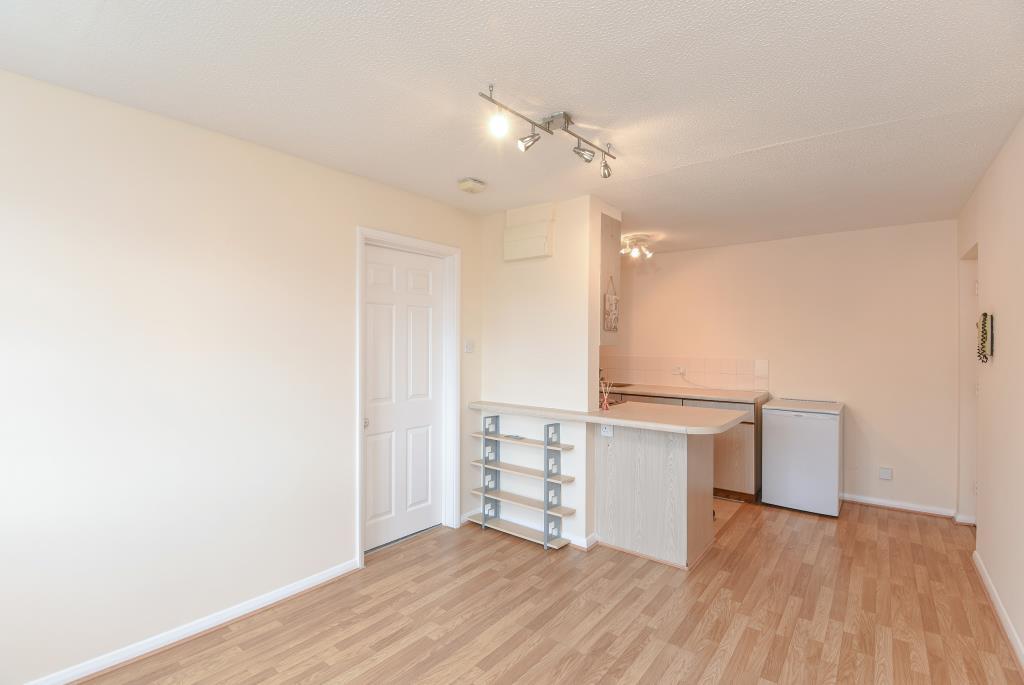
[469,415,574,549]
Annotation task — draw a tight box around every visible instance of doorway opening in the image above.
[355,227,461,566]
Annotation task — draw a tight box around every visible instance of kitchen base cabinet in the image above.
[598,387,767,501]
[711,422,757,501]
[681,398,763,501]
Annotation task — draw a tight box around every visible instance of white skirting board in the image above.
[841,492,955,517]
[954,513,977,525]
[27,559,362,685]
[973,551,1024,672]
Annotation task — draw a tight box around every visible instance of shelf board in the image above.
[471,487,576,517]
[466,512,569,549]
[471,432,574,452]
[471,460,575,484]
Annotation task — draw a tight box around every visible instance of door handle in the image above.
[363,418,370,429]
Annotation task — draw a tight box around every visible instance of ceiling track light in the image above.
[478,86,617,177]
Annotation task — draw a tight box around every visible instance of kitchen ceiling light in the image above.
[517,125,541,152]
[621,235,654,260]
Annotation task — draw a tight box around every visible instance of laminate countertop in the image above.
[469,399,746,435]
[608,384,770,404]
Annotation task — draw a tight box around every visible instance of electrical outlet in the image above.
[601,424,614,437]
[463,340,475,353]
[879,467,893,481]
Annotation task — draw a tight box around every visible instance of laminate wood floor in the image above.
[83,503,1022,684]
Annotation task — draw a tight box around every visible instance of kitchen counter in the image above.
[609,384,769,404]
[471,398,735,568]
[469,399,746,435]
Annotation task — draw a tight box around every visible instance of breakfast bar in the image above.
[469,399,746,568]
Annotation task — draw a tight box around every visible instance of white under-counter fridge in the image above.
[761,399,844,516]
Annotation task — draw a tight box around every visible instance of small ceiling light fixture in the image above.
[572,137,595,163]
[457,177,488,194]
[477,86,616,177]
[620,234,654,259]
[518,125,541,152]
[487,84,509,138]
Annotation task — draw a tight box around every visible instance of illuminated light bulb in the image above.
[489,111,509,138]
[630,246,640,258]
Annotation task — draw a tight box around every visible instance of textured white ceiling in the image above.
[2,1,1022,250]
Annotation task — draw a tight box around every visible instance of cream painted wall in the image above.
[619,221,959,512]
[479,196,594,412]
[0,70,482,684]
[956,257,978,523]
[958,114,1024,663]
[476,195,617,541]
[598,215,623,348]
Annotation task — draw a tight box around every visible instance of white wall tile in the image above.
[602,354,770,391]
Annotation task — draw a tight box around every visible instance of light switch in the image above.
[463,340,475,353]
[879,467,893,480]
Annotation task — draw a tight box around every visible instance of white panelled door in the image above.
[363,245,444,549]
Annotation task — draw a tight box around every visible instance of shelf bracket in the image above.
[481,415,501,527]
[543,422,563,549]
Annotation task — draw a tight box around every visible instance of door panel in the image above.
[406,305,432,400]
[364,245,444,549]
[365,432,395,523]
[365,303,395,405]
[406,425,432,510]
[713,423,755,494]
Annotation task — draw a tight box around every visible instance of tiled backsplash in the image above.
[600,352,770,391]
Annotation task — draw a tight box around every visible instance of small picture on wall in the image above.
[603,277,619,332]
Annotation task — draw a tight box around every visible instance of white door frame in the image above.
[354,226,461,567]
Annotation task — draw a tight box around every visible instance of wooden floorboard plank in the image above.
[79,503,1019,685]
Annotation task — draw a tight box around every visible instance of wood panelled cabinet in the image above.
[614,392,764,502]
[682,399,760,501]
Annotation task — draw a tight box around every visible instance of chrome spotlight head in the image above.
[601,158,612,178]
[518,127,541,152]
[573,141,595,163]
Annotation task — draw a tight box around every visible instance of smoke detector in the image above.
[458,177,487,194]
